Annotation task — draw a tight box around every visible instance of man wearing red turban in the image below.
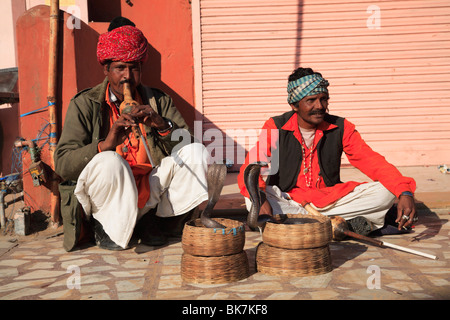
[96,25,148,65]
[55,21,209,251]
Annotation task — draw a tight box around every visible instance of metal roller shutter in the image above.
[192,0,450,171]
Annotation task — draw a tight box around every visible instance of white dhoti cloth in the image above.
[74,143,209,248]
[245,182,396,230]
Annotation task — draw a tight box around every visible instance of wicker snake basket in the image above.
[181,251,250,284]
[256,242,332,277]
[263,214,332,249]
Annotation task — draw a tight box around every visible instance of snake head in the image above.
[243,161,269,178]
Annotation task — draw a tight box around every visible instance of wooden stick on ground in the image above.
[301,202,438,260]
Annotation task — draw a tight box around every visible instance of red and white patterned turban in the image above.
[97,25,148,65]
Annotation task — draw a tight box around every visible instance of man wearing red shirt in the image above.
[238,67,417,236]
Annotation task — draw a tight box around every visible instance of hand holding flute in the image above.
[98,81,170,167]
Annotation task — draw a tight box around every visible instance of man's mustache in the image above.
[309,110,326,116]
[120,79,134,85]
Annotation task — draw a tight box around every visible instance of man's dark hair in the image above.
[288,67,323,82]
[104,60,112,70]
[108,16,136,32]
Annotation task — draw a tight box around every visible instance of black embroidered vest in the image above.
[267,111,345,192]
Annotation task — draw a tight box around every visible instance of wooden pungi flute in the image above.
[119,81,155,167]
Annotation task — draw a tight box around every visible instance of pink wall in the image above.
[195,0,450,168]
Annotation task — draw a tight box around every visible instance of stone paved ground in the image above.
[1,166,449,303]
[0,208,448,301]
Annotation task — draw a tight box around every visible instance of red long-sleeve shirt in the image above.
[237,113,416,208]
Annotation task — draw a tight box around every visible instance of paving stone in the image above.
[110,270,147,277]
[0,259,29,267]
[251,273,280,281]
[348,288,402,300]
[411,292,435,299]
[82,292,111,300]
[196,292,230,300]
[160,265,180,275]
[27,261,55,269]
[187,282,228,289]
[163,247,184,255]
[23,255,53,260]
[155,289,203,299]
[235,293,257,299]
[0,279,54,294]
[115,278,145,292]
[158,275,183,289]
[48,248,68,255]
[225,281,283,292]
[80,265,116,273]
[385,281,423,292]
[122,258,150,269]
[14,269,66,281]
[265,291,299,300]
[1,288,46,300]
[420,267,450,275]
[162,255,181,265]
[0,267,19,278]
[39,289,74,300]
[57,254,87,262]
[10,250,38,256]
[424,275,449,287]
[358,258,396,268]
[309,289,340,300]
[0,239,17,249]
[118,291,143,299]
[48,274,110,288]
[410,259,446,267]
[409,242,442,249]
[61,258,93,269]
[80,284,110,293]
[381,269,414,281]
[335,269,368,287]
[290,273,332,289]
[102,255,120,265]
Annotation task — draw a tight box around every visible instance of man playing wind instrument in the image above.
[55,22,208,251]
[238,67,417,237]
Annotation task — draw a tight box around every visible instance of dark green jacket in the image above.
[54,77,192,251]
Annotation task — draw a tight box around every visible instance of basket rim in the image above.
[266,213,330,225]
[184,218,245,235]
[186,217,244,228]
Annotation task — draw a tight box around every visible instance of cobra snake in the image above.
[200,163,227,228]
[243,161,280,230]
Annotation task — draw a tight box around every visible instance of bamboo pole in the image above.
[48,0,60,225]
